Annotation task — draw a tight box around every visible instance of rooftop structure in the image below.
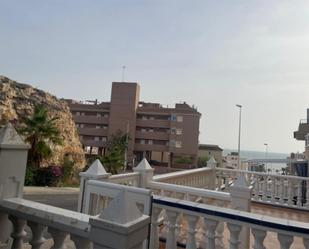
[65,82,201,169]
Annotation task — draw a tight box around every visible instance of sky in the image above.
[1,0,309,153]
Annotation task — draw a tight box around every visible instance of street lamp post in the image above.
[264,143,268,172]
[236,104,242,169]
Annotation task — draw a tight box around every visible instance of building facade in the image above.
[65,82,201,168]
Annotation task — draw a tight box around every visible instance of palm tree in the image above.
[19,105,63,168]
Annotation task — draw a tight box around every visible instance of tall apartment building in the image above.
[65,82,201,168]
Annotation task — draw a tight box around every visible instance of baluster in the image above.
[28,221,46,249]
[306,180,309,209]
[227,223,242,249]
[217,175,222,190]
[165,210,179,249]
[185,214,198,249]
[48,228,68,249]
[71,235,91,249]
[262,176,268,201]
[215,200,225,249]
[297,181,302,207]
[303,237,309,249]
[277,233,293,249]
[225,176,229,190]
[252,228,266,249]
[9,216,27,249]
[204,218,218,249]
[279,178,285,204]
[254,176,260,201]
[149,207,162,249]
[270,176,276,203]
[287,180,294,206]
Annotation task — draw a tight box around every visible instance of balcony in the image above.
[73,115,109,125]
[136,119,170,128]
[134,143,169,152]
[294,119,309,140]
[80,138,107,147]
[77,127,108,136]
[135,131,169,140]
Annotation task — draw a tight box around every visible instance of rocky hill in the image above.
[0,76,85,168]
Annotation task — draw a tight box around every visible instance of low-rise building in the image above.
[198,144,223,167]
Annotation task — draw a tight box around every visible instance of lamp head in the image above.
[236,104,242,108]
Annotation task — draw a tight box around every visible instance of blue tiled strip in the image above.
[153,197,309,234]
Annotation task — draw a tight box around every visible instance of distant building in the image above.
[294,110,309,160]
[65,82,201,169]
[223,152,239,169]
[198,144,223,167]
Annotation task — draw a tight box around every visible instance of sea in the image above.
[223,149,290,172]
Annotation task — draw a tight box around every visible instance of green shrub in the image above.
[24,166,36,186]
[174,156,193,164]
[62,156,74,182]
[198,156,209,168]
[35,166,62,186]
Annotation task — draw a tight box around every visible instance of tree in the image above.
[198,156,209,168]
[89,130,129,174]
[19,105,63,168]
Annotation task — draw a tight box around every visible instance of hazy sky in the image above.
[1,1,309,153]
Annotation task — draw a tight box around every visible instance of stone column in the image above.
[207,157,217,190]
[133,158,154,188]
[0,123,30,248]
[230,173,252,249]
[89,190,150,249]
[78,159,111,213]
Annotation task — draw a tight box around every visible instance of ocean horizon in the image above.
[223,149,289,160]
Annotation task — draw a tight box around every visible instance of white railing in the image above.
[153,167,215,188]
[148,180,230,205]
[83,180,151,215]
[107,172,140,187]
[216,168,309,210]
[0,198,92,249]
[150,195,309,249]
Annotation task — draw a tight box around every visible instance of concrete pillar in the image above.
[230,173,253,249]
[89,190,150,249]
[0,123,30,248]
[78,159,111,212]
[207,157,217,190]
[133,158,154,188]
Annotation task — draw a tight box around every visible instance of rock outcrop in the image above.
[0,75,85,168]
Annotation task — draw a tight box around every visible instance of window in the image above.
[170,140,176,147]
[149,128,154,132]
[103,126,108,130]
[148,140,153,145]
[97,113,101,117]
[149,116,155,120]
[171,128,176,134]
[176,128,182,135]
[141,128,147,132]
[140,139,145,144]
[142,116,148,120]
[102,137,107,142]
[94,136,100,141]
[79,135,83,140]
[171,114,177,121]
[175,141,182,148]
[96,125,101,129]
[80,124,84,128]
[177,116,183,122]
[81,112,85,116]
[76,112,80,116]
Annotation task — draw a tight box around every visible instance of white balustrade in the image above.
[9,216,27,249]
[216,168,309,210]
[27,221,46,249]
[151,195,309,249]
[108,172,140,186]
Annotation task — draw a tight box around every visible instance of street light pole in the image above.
[236,104,242,169]
[264,143,268,171]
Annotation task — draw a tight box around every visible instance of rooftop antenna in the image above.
[122,65,126,82]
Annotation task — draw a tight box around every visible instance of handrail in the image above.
[148,180,230,202]
[108,172,140,180]
[153,167,212,182]
[216,168,309,181]
[0,198,90,238]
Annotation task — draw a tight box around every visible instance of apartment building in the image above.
[65,82,201,168]
[294,108,309,159]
